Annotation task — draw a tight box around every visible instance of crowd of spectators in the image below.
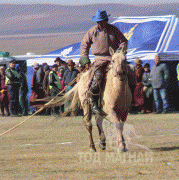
[30,57,79,116]
[0,57,80,117]
[0,54,174,117]
[131,54,170,114]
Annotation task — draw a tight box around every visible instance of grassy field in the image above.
[0,113,179,179]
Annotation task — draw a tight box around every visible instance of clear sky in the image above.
[1,0,179,5]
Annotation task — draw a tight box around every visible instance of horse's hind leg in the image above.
[83,100,96,152]
[95,114,106,150]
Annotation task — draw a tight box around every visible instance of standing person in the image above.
[133,58,145,113]
[36,63,46,89]
[61,60,68,71]
[57,66,64,77]
[49,64,62,115]
[58,66,66,113]
[43,64,51,115]
[142,63,153,113]
[54,57,62,68]
[80,10,128,114]
[177,63,179,86]
[30,62,45,111]
[43,64,51,97]
[57,66,66,90]
[19,68,29,116]
[0,66,10,116]
[150,54,169,114]
[63,60,78,114]
[55,57,68,73]
[5,60,21,116]
[63,60,78,90]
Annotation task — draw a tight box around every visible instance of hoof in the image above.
[90,145,97,152]
[118,147,128,153]
[99,142,106,150]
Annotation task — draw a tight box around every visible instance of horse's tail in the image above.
[61,84,80,115]
[45,84,79,113]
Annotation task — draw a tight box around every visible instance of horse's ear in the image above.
[120,42,127,55]
[109,46,115,56]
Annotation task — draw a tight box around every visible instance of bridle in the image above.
[112,61,128,82]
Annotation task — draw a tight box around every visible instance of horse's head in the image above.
[109,45,128,80]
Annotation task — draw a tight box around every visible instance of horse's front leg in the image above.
[116,121,127,152]
[107,108,127,152]
[83,100,96,152]
[95,114,106,150]
[116,108,129,152]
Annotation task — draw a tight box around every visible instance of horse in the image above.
[46,46,132,152]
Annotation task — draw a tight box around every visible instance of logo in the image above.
[124,24,138,40]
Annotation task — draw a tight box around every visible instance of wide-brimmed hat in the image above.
[144,63,150,68]
[67,60,74,66]
[54,57,62,62]
[134,58,142,65]
[32,62,39,69]
[92,10,110,22]
[41,62,47,67]
[52,64,58,68]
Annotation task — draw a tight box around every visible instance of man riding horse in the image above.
[80,10,128,114]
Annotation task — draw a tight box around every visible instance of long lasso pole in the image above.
[0,68,85,138]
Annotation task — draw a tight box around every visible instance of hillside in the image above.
[1,3,179,36]
[0,3,179,55]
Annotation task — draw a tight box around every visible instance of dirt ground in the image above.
[0,113,178,179]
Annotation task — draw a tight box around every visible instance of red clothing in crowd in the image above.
[134,65,145,107]
[30,71,45,106]
[0,74,10,106]
[57,73,66,90]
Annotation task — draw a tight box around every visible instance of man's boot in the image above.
[90,69,103,114]
[91,94,101,114]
